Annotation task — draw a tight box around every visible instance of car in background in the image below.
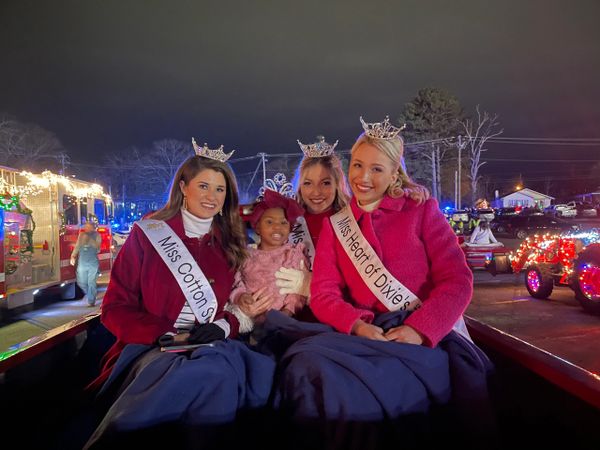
[544,203,577,218]
[491,209,544,234]
[494,206,521,217]
[111,225,132,256]
[112,230,130,247]
[503,215,579,240]
[575,202,598,217]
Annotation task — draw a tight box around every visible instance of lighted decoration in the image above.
[0,193,19,211]
[257,173,294,200]
[18,170,112,203]
[58,212,67,236]
[509,229,600,279]
[579,264,600,300]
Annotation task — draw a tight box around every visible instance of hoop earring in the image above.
[182,196,188,210]
[219,209,223,216]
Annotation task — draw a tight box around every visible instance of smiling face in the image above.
[299,163,336,214]
[255,207,290,251]
[348,142,398,206]
[179,168,227,219]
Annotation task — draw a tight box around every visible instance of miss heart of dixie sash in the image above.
[330,207,471,341]
[137,219,217,324]
[288,216,316,268]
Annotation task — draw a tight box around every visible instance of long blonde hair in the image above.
[150,156,247,269]
[294,155,351,213]
[350,133,430,205]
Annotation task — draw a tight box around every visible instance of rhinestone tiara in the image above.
[192,138,235,162]
[297,136,339,158]
[359,116,406,140]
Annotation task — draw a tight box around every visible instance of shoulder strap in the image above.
[137,219,218,324]
[288,216,315,269]
[330,207,422,312]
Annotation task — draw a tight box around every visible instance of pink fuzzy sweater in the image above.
[310,195,473,348]
[230,243,309,315]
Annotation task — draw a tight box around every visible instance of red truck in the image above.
[0,167,113,309]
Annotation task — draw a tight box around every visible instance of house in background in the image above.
[494,188,554,209]
[573,191,600,206]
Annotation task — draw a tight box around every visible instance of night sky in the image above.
[1,0,599,186]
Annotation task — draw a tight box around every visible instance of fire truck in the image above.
[0,167,113,309]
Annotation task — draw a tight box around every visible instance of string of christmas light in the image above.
[18,170,112,202]
[510,230,599,276]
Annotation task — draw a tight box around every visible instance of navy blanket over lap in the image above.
[259,310,493,423]
[85,339,275,448]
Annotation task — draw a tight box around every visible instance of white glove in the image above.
[275,260,311,297]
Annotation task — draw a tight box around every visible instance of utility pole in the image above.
[455,135,468,210]
[56,152,69,176]
[431,146,437,201]
[259,152,267,186]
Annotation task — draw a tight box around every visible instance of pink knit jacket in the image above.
[310,195,473,348]
[230,243,309,315]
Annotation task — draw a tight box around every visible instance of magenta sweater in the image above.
[310,195,473,347]
[230,243,310,315]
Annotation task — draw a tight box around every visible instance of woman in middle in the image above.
[273,137,351,298]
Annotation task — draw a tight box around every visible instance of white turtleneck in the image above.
[181,208,213,238]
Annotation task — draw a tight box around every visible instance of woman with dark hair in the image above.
[84,140,275,449]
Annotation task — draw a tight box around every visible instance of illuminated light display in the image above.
[503,228,600,314]
[0,194,19,211]
[19,170,111,202]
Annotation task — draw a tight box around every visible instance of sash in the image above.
[330,207,422,312]
[137,219,217,324]
[288,216,316,269]
[330,207,472,341]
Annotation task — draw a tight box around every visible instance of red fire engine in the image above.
[0,167,113,309]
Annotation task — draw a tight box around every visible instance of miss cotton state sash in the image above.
[288,216,316,268]
[330,207,422,312]
[137,219,217,324]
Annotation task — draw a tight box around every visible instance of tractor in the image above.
[487,229,600,314]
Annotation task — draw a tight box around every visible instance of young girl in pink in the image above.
[229,189,309,326]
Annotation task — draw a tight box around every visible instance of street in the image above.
[469,270,600,373]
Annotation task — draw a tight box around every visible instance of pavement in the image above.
[0,275,109,356]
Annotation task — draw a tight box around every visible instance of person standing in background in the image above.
[70,222,102,307]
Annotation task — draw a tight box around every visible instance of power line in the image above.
[485,158,600,162]
[489,136,600,142]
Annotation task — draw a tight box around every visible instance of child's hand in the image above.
[351,319,387,341]
[384,325,424,345]
[238,287,273,319]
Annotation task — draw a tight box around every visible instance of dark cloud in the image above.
[1,0,599,180]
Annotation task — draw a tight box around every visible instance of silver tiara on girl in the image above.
[360,116,406,140]
[192,138,235,162]
[297,136,339,158]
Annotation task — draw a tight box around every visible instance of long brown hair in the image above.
[150,156,247,270]
[294,155,351,213]
[350,133,430,205]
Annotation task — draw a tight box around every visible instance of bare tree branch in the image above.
[460,105,503,204]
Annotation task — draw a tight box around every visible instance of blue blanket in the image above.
[259,310,494,424]
[85,339,275,449]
